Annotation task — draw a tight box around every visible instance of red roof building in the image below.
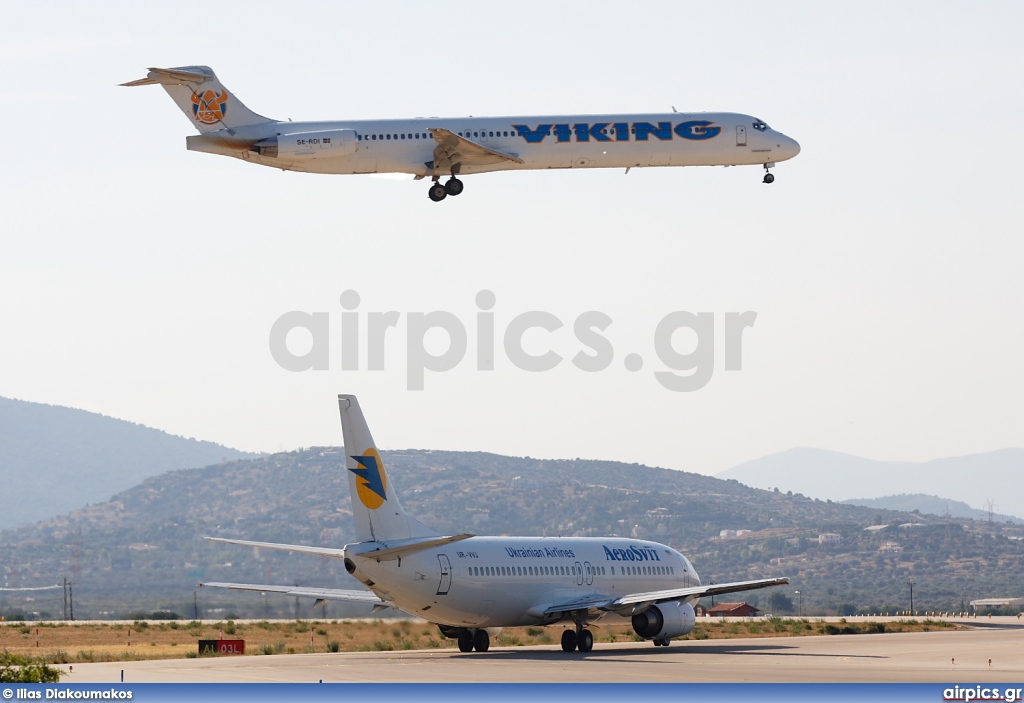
[705,602,761,617]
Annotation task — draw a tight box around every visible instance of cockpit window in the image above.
[752,121,769,132]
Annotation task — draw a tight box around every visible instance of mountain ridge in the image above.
[0,396,257,530]
[718,447,1024,520]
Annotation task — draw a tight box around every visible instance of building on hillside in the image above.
[969,598,1024,612]
[705,602,761,618]
[818,532,842,544]
[877,541,902,553]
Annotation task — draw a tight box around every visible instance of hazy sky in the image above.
[2,1,1021,477]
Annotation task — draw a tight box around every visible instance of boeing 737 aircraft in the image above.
[123,66,800,201]
[200,395,788,653]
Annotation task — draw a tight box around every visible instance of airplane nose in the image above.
[779,134,800,161]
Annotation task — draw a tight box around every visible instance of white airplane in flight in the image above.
[201,395,789,653]
[123,66,800,202]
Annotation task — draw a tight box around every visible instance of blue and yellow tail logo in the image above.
[190,89,229,125]
[349,449,388,510]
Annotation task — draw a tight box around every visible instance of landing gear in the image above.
[561,610,594,653]
[444,177,464,196]
[762,162,775,184]
[428,182,447,202]
[472,628,490,652]
[653,638,672,647]
[457,630,474,652]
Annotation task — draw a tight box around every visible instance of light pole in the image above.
[908,581,915,616]
[794,590,803,617]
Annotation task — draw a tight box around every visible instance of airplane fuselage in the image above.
[187,111,799,177]
[346,536,700,628]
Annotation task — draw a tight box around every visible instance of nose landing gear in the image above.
[762,162,775,184]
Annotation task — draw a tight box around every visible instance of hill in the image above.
[0,397,256,530]
[718,447,1024,520]
[1,448,1021,620]
[841,494,1023,524]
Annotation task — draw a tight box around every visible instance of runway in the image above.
[62,625,1024,683]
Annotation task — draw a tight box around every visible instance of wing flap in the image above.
[429,128,524,169]
[611,577,791,608]
[539,576,789,616]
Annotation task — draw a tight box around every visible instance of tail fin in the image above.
[121,66,274,133]
[338,395,439,543]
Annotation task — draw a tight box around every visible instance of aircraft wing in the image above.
[540,577,789,615]
[203,536,346,559]
[429,128,524,171]
[199,581,388,606]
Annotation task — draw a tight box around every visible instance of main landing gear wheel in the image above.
[653,638,671,647]
[428,182,447,201]
[472,629,490,652]
[577,629,594,653]
[763,172,775,184]
[444,177,464,196]
[457,630,474,652]
[561,630,577,652]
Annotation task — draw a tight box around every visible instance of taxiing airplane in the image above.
[200,395,788,653]
[123,66,800,202]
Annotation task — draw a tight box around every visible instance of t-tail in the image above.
[338,395,439,544]
[120,66,274,134]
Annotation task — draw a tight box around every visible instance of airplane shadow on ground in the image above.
[448,642,887,663]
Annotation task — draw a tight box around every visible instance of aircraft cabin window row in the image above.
[356,130,522,142]
[467,565,676,577]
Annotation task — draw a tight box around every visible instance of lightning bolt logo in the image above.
[349,448,388,510]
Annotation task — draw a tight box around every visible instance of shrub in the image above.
[0,653,62,683]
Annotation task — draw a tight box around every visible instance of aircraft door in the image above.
[584,561,594,586]
[437,554,451,595]
[736,125,747,146]
[575,561,583,586]
[463,127,488,143]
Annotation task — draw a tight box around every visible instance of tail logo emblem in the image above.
[190,89,229,125]
[349,449,388,510]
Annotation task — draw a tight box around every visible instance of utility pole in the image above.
[68,581,74,621]
[908,581,915,615]
[193,591,199,620]
[63,577,68,621]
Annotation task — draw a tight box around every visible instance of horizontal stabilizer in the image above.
[354,534,474,562]
[120,67,211,87]
[203,536,346,559]
[199,581,388,606]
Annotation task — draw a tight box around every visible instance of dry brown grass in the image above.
[0,617,959,664]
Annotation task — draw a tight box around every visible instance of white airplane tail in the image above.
[121,66,274,134]
[338,395,439,543]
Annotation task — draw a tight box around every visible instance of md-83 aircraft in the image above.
[123,66,800,202]
[200,395,788,653]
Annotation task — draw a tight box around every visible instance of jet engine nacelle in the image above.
[631,601,696,640]
[253,129,358,160]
